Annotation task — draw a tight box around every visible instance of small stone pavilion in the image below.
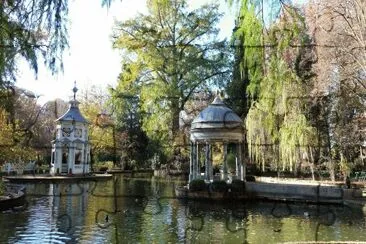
[50,83,91,175]
[189,96,245,183]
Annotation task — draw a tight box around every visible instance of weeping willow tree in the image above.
[241,3,318,176]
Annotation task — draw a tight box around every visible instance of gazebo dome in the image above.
[190,96,244,142]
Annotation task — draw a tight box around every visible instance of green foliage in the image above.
[112,0,231,158]
[226,2,263,117]
[227,153,236,173]
[245,175,256,182]
[279,113,316,171]
[339,153,351,178]
[79,87,117,166]
[189,179,207,192]
[109,88,153,168]
[93,161,114,171]
[241,3,318,173]
[0,0,117,88]
[0,108,37,162]
[228,0,366,179]
[0,180,4,196]
[209,180,228,192]
[0,0,69,87]
[246,56,316,172]
[230,179,245,192]
[236,3,264,100]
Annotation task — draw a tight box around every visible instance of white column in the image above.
[82,143,86,174]
[68,143,74,174]
[235,143,241,179]
[55,143,62,174]
[189,142,194,182]
[205,143,213,182]
[222,142,228,181]
[205,143,209,181]
[196,143,200,179]
[85,144,90,173]
[237,143,243,180]
[241,142,246,181]
[193,142,197,180]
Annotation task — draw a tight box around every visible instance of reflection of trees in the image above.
[4,176,366,243]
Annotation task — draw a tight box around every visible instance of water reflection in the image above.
[0,175,366,243]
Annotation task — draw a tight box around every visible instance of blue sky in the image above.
[16,0,235,105]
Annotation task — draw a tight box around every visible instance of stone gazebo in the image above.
[189,96,245,183]
[50,83,91,175]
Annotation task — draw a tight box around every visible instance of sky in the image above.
[16,0,235,105]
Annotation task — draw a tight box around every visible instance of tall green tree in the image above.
[226,2,263,117]
[112,0,231,157]
[110,88,151,168]
[229,1,319,176]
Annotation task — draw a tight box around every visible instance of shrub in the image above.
[245,175,256,182]
[99,166,108,172]
[189,179,207,192]
[0,180,4,196]
[94,161,114,171]
[230,179,245,193]
[209,180,228,192]
[227,153,236,173]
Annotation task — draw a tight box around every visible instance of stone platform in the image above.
[176,178,366,207]
[4,174,112,183]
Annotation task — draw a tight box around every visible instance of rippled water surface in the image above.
[1,175,366,243]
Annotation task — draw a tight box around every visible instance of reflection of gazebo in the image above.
[189,96,245,183]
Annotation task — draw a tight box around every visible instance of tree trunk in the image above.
[309,147,315,181]
[329,159,335,182]
[171,99,180,140]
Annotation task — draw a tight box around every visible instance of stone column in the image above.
[82,143,86,174]
[192,142,197,180]
[241,142,246,181]
[196,143,200,179]
[238,142,243,181]
[236,143,242,179]
[86,145,90,173]
[222,142,228,181]
[205,143,211,182]
[68,144,74,174]
[189,142,194,182]
[209,144,213,181]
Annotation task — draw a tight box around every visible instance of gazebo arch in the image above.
[189,96,245,183]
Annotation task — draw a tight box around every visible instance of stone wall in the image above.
[245,182,344,203]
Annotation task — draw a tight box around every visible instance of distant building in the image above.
[50,83,90,175]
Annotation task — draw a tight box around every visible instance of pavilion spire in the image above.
[72,81,78,101]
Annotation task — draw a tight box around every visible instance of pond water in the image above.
[1,175,366,243]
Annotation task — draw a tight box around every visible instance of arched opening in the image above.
[62,145,69,173]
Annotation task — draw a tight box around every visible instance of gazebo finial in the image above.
[72,81,78,100]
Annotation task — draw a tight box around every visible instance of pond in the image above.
[1,175,366,243]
